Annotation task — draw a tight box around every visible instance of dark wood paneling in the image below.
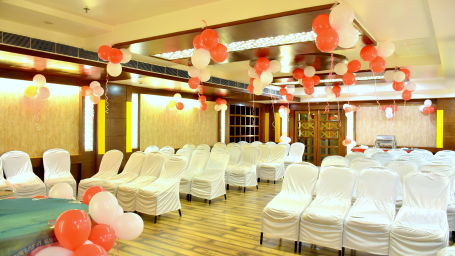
[437,98,455,150]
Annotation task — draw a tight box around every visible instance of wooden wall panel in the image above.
[355,104,436,147]
[0,78,80,157]
[436,98,455,149]
[140,94,219,149]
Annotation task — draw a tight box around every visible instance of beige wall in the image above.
[355,104,436,147]
[140,94,219,149]
[0,78,80,157]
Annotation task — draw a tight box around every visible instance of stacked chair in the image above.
[1,151,46,198]
[321,155,348,168]
[101,151,145,194]
[144,145,159,153]
[179,148,210,199]
[283,142,305,169]
[344,152,365,163]
[349,158,382,172]
[0,160,10,191]
[43,148,76,196]
[371,151,395,166]
[257,144,287,183]
[386,159,418,206]
[159,146,175,156]
[364,148,383,158]
[226,146,260,192]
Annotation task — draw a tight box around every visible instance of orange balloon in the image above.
[369,56,386,73]
[247,84,254,93]
[90,95,100,104]
[82,186,104,205]
[201,102,208,111]
[188,77,200,89]
[198,95,206,102]
[254,57,270,73]
[304,87,314,95]
[73,244,107,256]
[392,81,404,91]
[210,43,228,63]
[360,45,377,61]
[193,34,204,49]
[347,60,361,73]
[176,102,184,110]
[302,77,314,89]
[342,138,352,146]
[293,68,304,79]
[55,209,91,250]
[97,45,111,61]
[401,68,411,80]
[315,28,339,52]
[200,29,219,50]
[89,224,116,251]
[313,75,321,85]
[108,48,123,64]
[332,84,341,94]
[81,86,92,96]
[312,14,331,34]
[402,90,412,101]
[32,195,48,199]
[279,88,287,96]
[342,72,356,85]
[286,93,294,101]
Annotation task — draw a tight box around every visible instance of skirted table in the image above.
[0,198,87,256]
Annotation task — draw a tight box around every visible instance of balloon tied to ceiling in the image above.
[247,57,282,96]
[80,81,105,104]
[24,74,50,100]
[419,99,437,114]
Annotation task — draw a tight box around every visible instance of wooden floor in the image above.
[112,182,373,256]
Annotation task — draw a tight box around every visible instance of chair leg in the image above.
[208,200,211,205]
[189,194,192,202]
[257,178,260,182]
[274,180,276,184]
[340,247,345,256]
[260,232,263,244]
[178,209,182,217]
[226,184,229,190]
[452,231,455,243]
[224,194,227,200]
[244,187,246,193]
[294,241,297,253]
[256,185,259,190]
[299,242,302,253]
[154,216,157,224]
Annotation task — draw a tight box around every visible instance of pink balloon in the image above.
[37,86,50,100]
[92,86,104,97]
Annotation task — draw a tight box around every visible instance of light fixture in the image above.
[271,75,385,86]
[154,31,317,60]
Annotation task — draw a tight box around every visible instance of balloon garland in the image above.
[24,74,50,99]
[247,58,281,96]
[97,46,132,77]
[214,98,227,111]
[380,105,398,119]
[419,99,437,114]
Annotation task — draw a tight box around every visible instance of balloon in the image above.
[384,70,395,81]
[424,99,432,107]
[393,71,405,82]
[269,60,281,73]
[214,104,221,111]
[33,195,48,199]
[312,14,331,34]
[188,77,200,89]
[404,81,416,92]
[254,57,270,73]
[89,192,122,225]
[201,102,208,111]
[304,66,316,77]
[188,66,200,78]
[48,183,73,200]
[247,84,254,93]
[369,56,386,73]
[199,69,211,82]
[402,90,412,101]
[342,138,352,146]
[120,49,132,63]
[82,186,104,205]
[279,88,287,96]
[332,84,341,94]
[253,85,264,95]
[73,244,107,256]
[37,86,50,100]
[401,68,411,80]
[329,3,355,31]
[316,28,339,52]
[342,72,356,85]
[302,77,314,89]
[191,49,211,69]
[90,81,101,89]
[360,45,377,61]
[220,104,228,111]
[35,246,73,256]
[108,48,123,64]
[167,100,176,108]
[92,86,104,97]
[111,213,144,240]
[337,25,359,48]
[392,81,404,91]
[247,66,259,79]
[55,209,91,250]
[198,95,207,102]
[428,106,436,113]
[377,41,395,58]
[304,87,314,95]
[287,84,295,94]
[286,94,294,101]
[176,102,184,110]
[347,60,361,73]
[24,85,38,98]
[293,68,304,79]
[200,29,219,50]
[313,75,321,85]
[106,62,122,77]
[419,105,425,112]
[260,71,273,85]
[173,93,182,99]
[82,86,92,96]
[97,45,111,61]
[89,224,116,251]
[90,95,100,104]
[210,43,228,63]
[385,112,394,119]
[253,77,263,89]
[192,34,204,49]
[334,63,348,75]
[33,74,46,86]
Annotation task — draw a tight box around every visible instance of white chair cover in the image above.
[386,159,418,204]
[321,155,348,167]
[196,144,211,151]
[371,151,395,166]
[144,145,159,153]
[191,149,230,201]
[0,160,11,191]
[343,167,400,255]
[179,149,209,194]
[284,142,305,169]
[300,167,356,250]
[265,142,276,145]
[436,150,455,158]
[238,141,248,144]
[390,172,450,256]
[101,151,145,194]
[279,142,291,155]
[227,144,241,169]
[182,144,196,150]
[364,148,383,158]
[176,148,193,169]
[257,144,271,165]
[1,151,46,197]
[117,153,166,211]
[388,149,408,159]
[212,142,226,150]
[438,247,455,256]
[409,149,434,163]
[159,146,175,155]
[43,148,76,196]
[257,144,287,181]
[226,146,260,189]
[136,156,187,216]
[398,152,430,167]
[262,163,319,241]
[77,149,123,199]
[251,141,263,146]
[345,152,365,163]
[349,158,382,172]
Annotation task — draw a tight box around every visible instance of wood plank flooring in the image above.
[112,182,372,256]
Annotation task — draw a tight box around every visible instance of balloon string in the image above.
[202,20,208,29]
[115,240,120,256]
[373,72,380,108]
[104,72,110,115]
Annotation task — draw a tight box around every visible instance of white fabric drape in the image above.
[43,148,76,196]
[300,167,356,250]
[77,149,123,199]
[386,159,418,204]
[278,142,291,155]
[262,163,319,241]
[212,142,226,150]
[438,247,455,256]
[144,145,159,153]
[436,150,455,158]
[227,143,241,168]
[371,152,395,166]
[257,144,287,181]
[252,141,262,146]
[257,144,271,165]
[117,153,166,211]
[136,156,187,216]
[101,151,145,194]
[226,146,260,189]
[176,148,193,169]
[321,155,348,168]
[388,149,407,159]
[179,149,209,194]
[343,167,400,255]
[390,172,451,256]
[284,142,305,169]
[1,151,46,197]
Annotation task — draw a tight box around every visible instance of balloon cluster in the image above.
[419,99,436,114]
[170,93,184,110]
[278,105,290,118]
[333,59,360,86]
[384,68,414,100]
[80,81,105,104]
[293,66,320,96]
[247,58,281,95]
[343,103,359,116]
[198,95,208,111]
[342,137,357,147]
[24,74,50,100]
[312,3,358,52]
[97,45,132,77]
[325,82,342,99]
[214,98,227,111]
[34,186,143,256]
[381,105,398,119]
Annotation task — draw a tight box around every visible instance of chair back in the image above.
[97,149,123,176]
[282,163,319,197]
[321,155,348,167]
[350,158,382,172]
[357,167,399,203]
[371,152,394,166]
[159,156,187,180]
[43,148,71,181]
[315,166,356,200]
[1,151,34,179]
[159,146,175,155]
[140,153,166,177]
[144,145,159,153]
[403,171,450,210]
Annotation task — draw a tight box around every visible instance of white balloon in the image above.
[349,140,357,147]
[337,25,359,48]
[107,62,122,77]
[304,66,316,77]
[327,93,336,100]
[214,104,221,111]
[253,85,264,95]
[120,49,132,63]
[287,84,295,94]
[191,49,211,69]
[419,105,425,112]
[89,191,122,225]
[377,41,395,58]
[405,81,416,92]
[343,104,351,110]
[89,81,101,89]
[112,213,144,240]
[173,93,182,99]
[279,136,291,144]
[48,183,74,200]
[220,104,228,111]
[248,66,259,79]
[385,107,393,114]
[199,69,211,82]
[329,3,355,31]
[35,246,73,256]
[334,63,348,75]
[188,66,200,78]
[253,78,263,89]
[92,86,105,97]
[386,112,394,119]
[393,71,405,82]
[269,60,281,73]
[383,70,395,82]
[33,74,46,87]
[260,71,273,85]
[424,99,432,107]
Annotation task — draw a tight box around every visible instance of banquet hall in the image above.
[0,0,455,255]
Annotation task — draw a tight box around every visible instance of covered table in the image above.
[0,198,87,256]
